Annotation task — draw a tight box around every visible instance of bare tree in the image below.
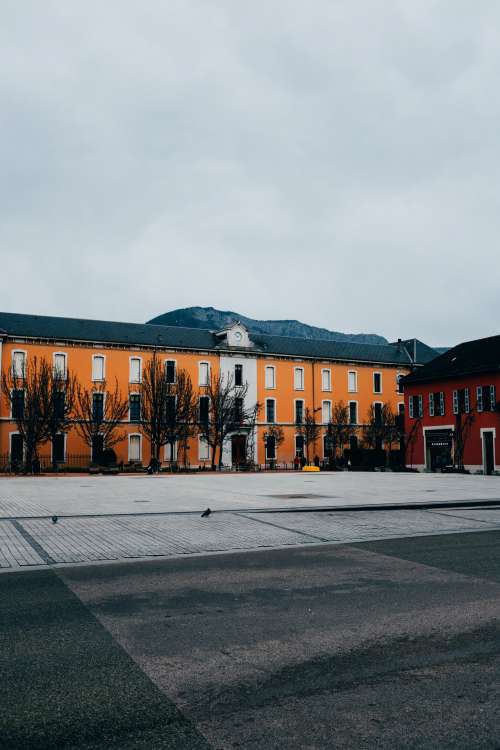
[453,412,475,471]
[325,401,355,460]
[244,403,261,466]
[363,402,398,453]
[47,370,78,468]
[296,407,321,464]
[163,369,198,468]
[1,356,53,471]
[73,379,128,463]
[198,371,260,470]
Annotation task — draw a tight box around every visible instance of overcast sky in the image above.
[1,2,499,347]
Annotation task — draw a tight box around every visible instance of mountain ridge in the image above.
[147,306,389,346]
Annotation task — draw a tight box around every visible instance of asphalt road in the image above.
[4,531,500,749]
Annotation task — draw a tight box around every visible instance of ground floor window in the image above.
[199,437,210,461]
[165,441,177,462]
[295,435,304,458]
[129,434,141,462]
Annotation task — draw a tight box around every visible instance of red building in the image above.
[403,335,500,474]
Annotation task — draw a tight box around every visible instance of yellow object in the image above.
[302,465,320,472]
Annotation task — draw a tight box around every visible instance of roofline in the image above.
[404,365,500,386]
[0,331,415,367]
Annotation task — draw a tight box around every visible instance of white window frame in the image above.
[294,398,304,424]
[348,400,358,425]
[321,368,331,392]
[53,352,67,380]
[294,367,304,391]
[453,390,459,415]
[265,365,276,389]
[129,356,142,384]
[128,433,142,462]
[199,436,210,461]
[348,370,358,393]
[464,387,470,413]
[164,359,177,384]
[429,392,435,417]
[164,441,177,462]
[477,386,483,412]
[198,361,210,387]
[490,385,496,412]
[91,354,105,382]
[11,350,26,379]
[322,399,332,424]
[265,397,276,424]
[409,396,414,418]
[418,395,423,417]
[396,373,404,394]
[439,391,445,416]
[295,434,305,457]
[373,371,382,394]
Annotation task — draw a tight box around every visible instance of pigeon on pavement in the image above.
[201,508,211,518]
[52,515,58,524]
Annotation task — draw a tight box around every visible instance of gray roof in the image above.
[0,311,435,366]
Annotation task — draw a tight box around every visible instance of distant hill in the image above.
[147,307,388,345]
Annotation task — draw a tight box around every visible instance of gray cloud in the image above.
[1,1,499,347]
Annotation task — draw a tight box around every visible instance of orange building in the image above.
[0,312,437,469]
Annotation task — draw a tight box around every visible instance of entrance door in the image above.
[231,434,246,466]
[483,432,495,475]
[425,430,453,471]
[10,434,23,465]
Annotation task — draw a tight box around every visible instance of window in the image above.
[348,371,357,392]
[295,435,305,458]
[12,389,24,419]
[165,360,176,384]
[129,435,141,462]
[266,435,276,460]
[234,364,243,386]
[92,393,104,422]
[266,399,276,423]
[374,402,383,426]
[265,366,276,389]
[53,390,65,420]
[409,394,423,418]
[12,351,26,379]
[373,373,382,394]
[477,385,496,412]
[165,442,177,461]
[199,362,210,386]
[453,388,470,414]
[294,367,304,390]
[322,400,332,424]
[199,437,210,460]
[199,396,209,424]
[52,434,65,463]
[165,395,176,422]
[129,357,141,383]
[53,353,67,379]
[92,355,105,381]
[129,394,141,422]
[396,374,404,394]
[322,369,331,391]
[295,400,304,424]
[349,401,357,425]
[234,397,244,424]
[430,392,446,417]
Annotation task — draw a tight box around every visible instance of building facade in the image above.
[403,335,500,474]
[0,312,437,469]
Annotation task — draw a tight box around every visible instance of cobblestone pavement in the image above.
[2,505,500,571]
[1,471,500,519]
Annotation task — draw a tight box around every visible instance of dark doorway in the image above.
[425,430,452,471]
[231,434,246,466]
[10,434,23,465]
[92,434,104,464]
[483,432,495,475]
[52,434,65,463]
